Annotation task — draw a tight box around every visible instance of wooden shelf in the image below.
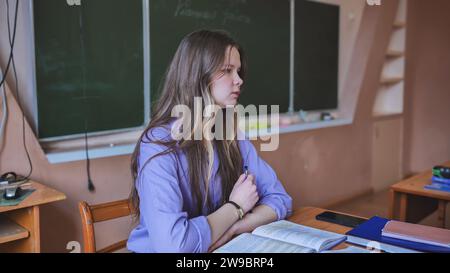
[0,216,29,244]
[393,21,406,28]
[386,50,404,58]
[373,112,403,119]
[373,0,406,118]
[380,77,403,85]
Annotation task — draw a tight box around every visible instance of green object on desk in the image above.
[0,189,36,207]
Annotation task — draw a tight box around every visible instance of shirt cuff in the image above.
[258,197,289,221]
[190,215,212,253]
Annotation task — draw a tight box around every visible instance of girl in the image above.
[127,30,292,253]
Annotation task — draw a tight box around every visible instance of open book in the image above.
[214,220,348,253]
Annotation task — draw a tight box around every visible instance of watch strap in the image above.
[227,201,244,220]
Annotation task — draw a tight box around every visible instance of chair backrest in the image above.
[78,199,133,253]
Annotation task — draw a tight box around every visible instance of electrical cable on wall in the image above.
[6,0,33,180]
[0,68,8,143]
[78,3,95,192]
[0,0,33,181]
[0,0,18,90]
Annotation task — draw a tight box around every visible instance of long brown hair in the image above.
[130,30,247,217]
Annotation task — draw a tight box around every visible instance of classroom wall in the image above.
[0,0,36,132]
[403,0,450,176]
[0,0,368,252]
[0,0,448,253]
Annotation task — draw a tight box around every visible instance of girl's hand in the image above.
[229,174,259,214]
[208,221,241,252]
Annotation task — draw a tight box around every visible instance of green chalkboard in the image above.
[149,0,291,114]
[294,0,339,111]
[33,0,338,140]
[34,0,145,139]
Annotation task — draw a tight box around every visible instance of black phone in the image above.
[315,211,366,228]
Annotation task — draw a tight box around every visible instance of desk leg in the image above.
[399,193,408,222]
[437,201,447,228]
[388,189,396,219]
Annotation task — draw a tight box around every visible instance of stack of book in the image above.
[381,221,450,249]
[346,217,450,253]
[424,166,450,193]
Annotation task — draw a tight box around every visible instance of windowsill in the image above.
[43,129,142,164]
[44,118,353,164]
[46,143,137,164]
[246,117,353,139]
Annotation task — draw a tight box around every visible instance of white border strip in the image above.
[143,0,150,124]
[46,144,136,164]
[247,118,352,139]
[29,0,39,134]
[289,0,295,114]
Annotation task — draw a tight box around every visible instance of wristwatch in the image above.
[227,201,244,220]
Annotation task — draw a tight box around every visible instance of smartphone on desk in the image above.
[316,211,366,228]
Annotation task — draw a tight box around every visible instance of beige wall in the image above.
[0,1,36,131]
[0,0,449,253]
[403,0,450,175]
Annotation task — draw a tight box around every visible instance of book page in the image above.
[252,220,346,252]
[214,233,315,253]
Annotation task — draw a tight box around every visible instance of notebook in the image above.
[214,220,347,253]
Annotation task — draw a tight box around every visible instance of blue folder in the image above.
[346,216,450,253]
[424,183,450,193]
[432,176,450,184]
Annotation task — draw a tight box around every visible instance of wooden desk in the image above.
[288,207,367,250]
[389,161,450,228]
[0,181,66,252]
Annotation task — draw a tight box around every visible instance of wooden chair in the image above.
[78,199,133,253]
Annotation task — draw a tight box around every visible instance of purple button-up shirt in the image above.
[127,123,293,253]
